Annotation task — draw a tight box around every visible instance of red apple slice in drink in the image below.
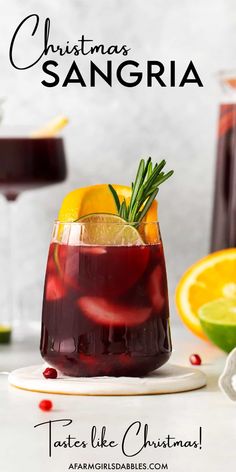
[54,244,107,290]
[54,244,81,290]
[83,245,149,296]
[47,243,58,274]
[57,245,149,295]
[80,247,107,255]
[148,266,165,312]
[45,275,66,301]
[54,215,150,294]
[78,296,152,326]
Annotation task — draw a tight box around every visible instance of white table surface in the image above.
[0,325,235,472]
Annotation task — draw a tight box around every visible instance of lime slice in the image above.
[77,213,144,246]
[0,325,11,344]
[199,298,236,352]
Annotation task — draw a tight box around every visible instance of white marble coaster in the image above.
[8,364,206,396]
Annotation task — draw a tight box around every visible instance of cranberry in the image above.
[43,367,58,379]
[39,399,53,411]
[189,354,202,366]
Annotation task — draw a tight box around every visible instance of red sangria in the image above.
[41,225,171,376]
[40,158,173,376]
[211,74,236,250]
[211,103,236,250]
[0,136,67,201]
[0,120,67,341]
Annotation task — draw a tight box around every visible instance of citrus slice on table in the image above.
[175,249,236,340]
[199,298,236,352]
[58,184,158,243]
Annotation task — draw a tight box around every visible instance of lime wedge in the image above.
[0,325,11,344]
[199,298,236,352]
[77,213,144,246]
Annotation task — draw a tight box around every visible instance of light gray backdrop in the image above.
[0,0,234,327]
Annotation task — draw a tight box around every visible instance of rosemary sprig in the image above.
[109,157,173,224]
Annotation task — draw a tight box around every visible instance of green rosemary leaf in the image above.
[108,184,120,212]
[155,159,167,174]
[129,198,140,222]
[156,170,174,186]
[137,189,159,223]
[119,201,124,218]
[143,157,152,180]
[143,160,166,191]
[146,160,153,179]
[125,201,129,219]
[142,169,160,193]
[120,200,129,220]
[108,157,173,224]
[129,159,145,214]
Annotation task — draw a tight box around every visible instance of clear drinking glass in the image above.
[40,220,172,377]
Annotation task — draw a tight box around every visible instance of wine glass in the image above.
[0,127,67,342]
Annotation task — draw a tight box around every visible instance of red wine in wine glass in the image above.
[0,136,67,201]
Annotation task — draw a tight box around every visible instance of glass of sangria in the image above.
[40,158,173,376]
[0,121,67,341]
[0,134,66,201]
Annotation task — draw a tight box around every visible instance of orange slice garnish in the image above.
[58,184,158,243]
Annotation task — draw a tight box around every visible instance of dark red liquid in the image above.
[0,137,67,200]
[211,104,236,250]
[40,242,172,377]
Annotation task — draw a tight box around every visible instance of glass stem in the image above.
[6,201,15,332]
